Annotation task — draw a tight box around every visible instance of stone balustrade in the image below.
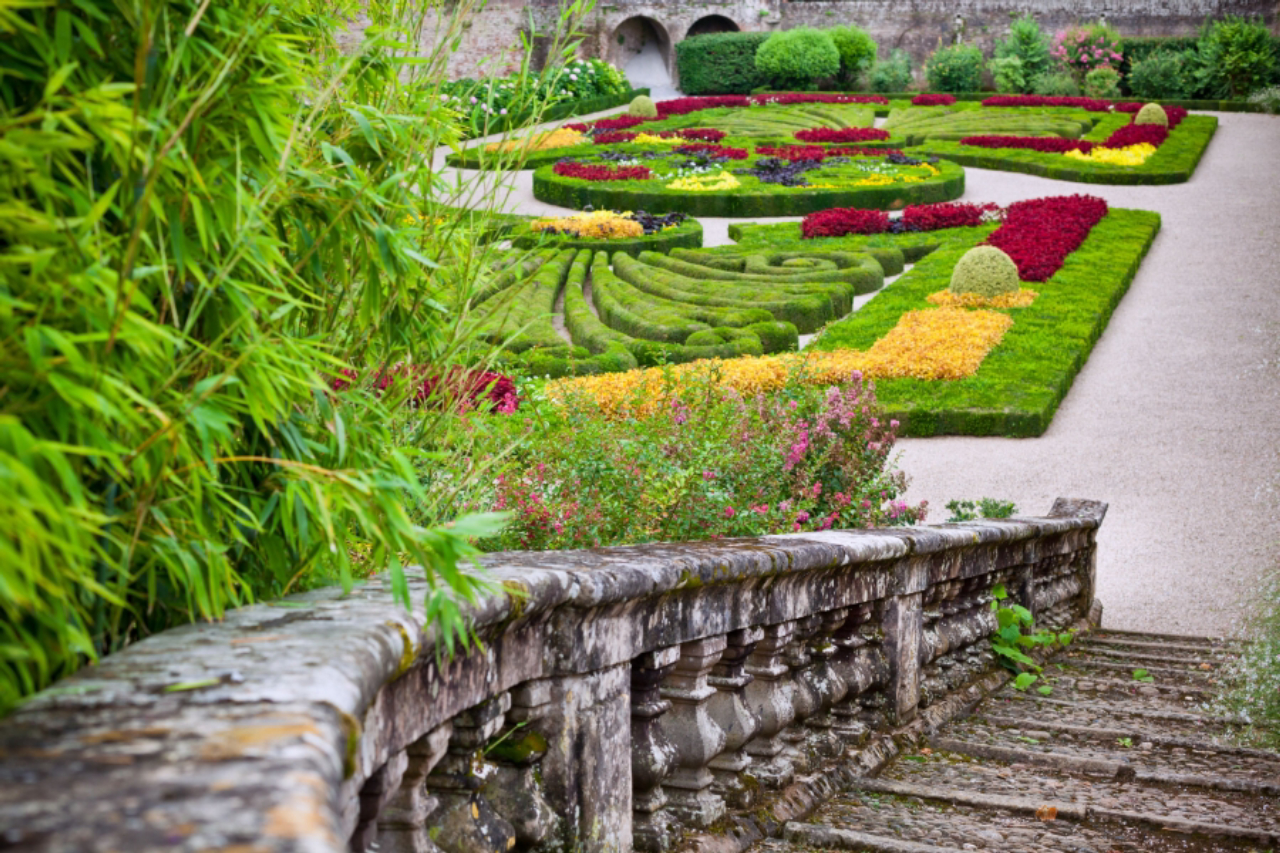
[0,498,1105,853]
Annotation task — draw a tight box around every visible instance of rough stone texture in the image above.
[0,501,1104,852]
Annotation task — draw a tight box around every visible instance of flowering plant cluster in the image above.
[912,93,957,106]
[333,365,519,413]
[488,372,923,551]
[553,161,651,181]
[960,104,1181,164]
[981,95,1114,111]
[985,195,1108,281]
[586,115,647,131]
[593,127,725,146]
[666,171,740,191]
[531,210,644,239]
[593,130,639,145]
[1064,142,1157,166]
[485,127,585,153]
[1103,122,1168,148]
[802,201,1001,239]
[1051,25,1123,78]
[794,127,891,144]
[959,135,1095,153]
[673,143,750,160]
[439,58,629,132]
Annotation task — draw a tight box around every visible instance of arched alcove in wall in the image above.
[686,14,740,38]
[609,15,673,89]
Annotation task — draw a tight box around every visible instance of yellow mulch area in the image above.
[926,288,1038,309]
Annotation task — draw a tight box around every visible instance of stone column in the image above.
[802,608,850,760]
[426,694,517,853]
[659,636,728,828]
[883,592,924,725]
[742,621,796,789]
[706,627,762,809]
[485,680,557,847]
[377,723,453,853]
[353,751,409,852]
[631,647,681,853]
[781,615,822,773]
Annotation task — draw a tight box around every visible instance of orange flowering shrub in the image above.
[530,210,644,239]
[926,289,1038,308]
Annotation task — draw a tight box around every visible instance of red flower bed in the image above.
[912,93,957,106]
[678,128,727,142]
[594,128,727,146]
[981,95,1114,111]
[794,127,891,144]
[656,95,751,116]
[802,208,890,238]
[334,366,519,413]
[1113,103,1187,127]
[756,145,831,161]
[985,195,1108,281]
[959,135,1095,153]
[553,162,651,181]
[900,202,1001,231]
[1102,123,1168,148]
[826,146,900,158]
[564,122,589,132]
[593,131,637,145]
[591,115,649,130]
[753,93,889,106]
[674,143,750,159]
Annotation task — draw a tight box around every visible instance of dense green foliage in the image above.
[0,0,589,711]
[1127,51,1195,100]
[925,44,985,93]
[674,32,771,96]
[1210,568,1280,747]
[828,25,879,88]
[730,210,1161,436]
[755,28,841,91]
[991,16,1052,93]
[950,246,1019,297]
[1031,71,1081,96]
[868,49,914,94]
[442,57,629,135]
[1193,16,1277,99]
[1084,66,1122,99]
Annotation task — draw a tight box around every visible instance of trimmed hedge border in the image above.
[906,114,1217,185]
[829,92,1274,113]
[457,87,650,141]
[731,210,1160,437]
[531,159,965,217]
[509,218,704,258]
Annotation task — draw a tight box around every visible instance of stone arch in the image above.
[608,15,673,89]
[686,14,740,39]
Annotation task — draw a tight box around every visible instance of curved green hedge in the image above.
[532,158,965,217]
[509,217,703,258]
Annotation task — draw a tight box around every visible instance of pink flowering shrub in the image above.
[333,365,519,413]
[1050,25,1123,80]
[480,371,925,551]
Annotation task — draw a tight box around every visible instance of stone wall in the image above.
[0,499,1107,853]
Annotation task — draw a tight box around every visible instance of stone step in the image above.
[1087,630,1246,654]
[975,712,1280,760]
[999,682,1232,721]
[1067,645,1238,669]
[1053,656,1218,683]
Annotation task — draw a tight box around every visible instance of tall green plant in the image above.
[1193,16,1276,99]
[828,25,878,89]
[990,15,1051,93]
[0,0,590,712]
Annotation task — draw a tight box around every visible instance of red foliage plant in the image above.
[900,201,1001,231]
[673,143,750,159]
[552,162,651,181]
[333,366,519,414]
[794,127,890,144]
[984,195,1108,281]
[801,201,1000,239]
[912,93,957,106]
[593,131,637,145]
[755,145,831,161]
[959,135,1095,153]
[981,94,1114,111]
[1102,123,1169,148]
[590,115,649,130]
[801,208,890,238]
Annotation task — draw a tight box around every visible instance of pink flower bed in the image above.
[985,195,1108,281]
[794,127,891,144]
[912,93,957,106]
[553,162,651,181]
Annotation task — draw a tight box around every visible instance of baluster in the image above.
[376,723,453,853]
[781,615,822,773]
[742,621,796,789]
[659,635,728,828]
[706,627,762,808]
[631,647,681,853]
[802,608,850,760]
[485,680,557,848]
[427,693,517,853]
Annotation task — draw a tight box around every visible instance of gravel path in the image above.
[437,111,1280,638]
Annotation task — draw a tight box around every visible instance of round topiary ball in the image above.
[949,245,1020,298]
[1134,103,1169,126]
[627,95,657,118]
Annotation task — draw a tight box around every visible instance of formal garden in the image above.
[2,0,1278,768]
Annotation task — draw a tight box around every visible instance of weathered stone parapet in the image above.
[0,499,1106,853]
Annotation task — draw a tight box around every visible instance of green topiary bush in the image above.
[868,49,914,93]
[1084,65,1122,99]
[1134,103,1169,126]
[828,25,879,88]
[925,43,985,93]
[991,15,1052,93]
[1127,51,1194,99]
[755,27,841,91]
[675,32,772,95]
[949,246,1020,298]
[628,94,657,117]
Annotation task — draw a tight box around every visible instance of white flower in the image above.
[500,108,507,115]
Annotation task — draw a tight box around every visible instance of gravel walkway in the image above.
[437,111,1280,638]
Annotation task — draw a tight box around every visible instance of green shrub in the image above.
[1127,50,1194,99]
[675,32,771,95]
[992,15,1052,92]
[1135,103,1168,126]
[628,94,658,117]
[868,49,914,93]
[988,56,1027,93]
[1030,71,1081,96]
[925,43,985,93]
[1084,65,1123,99]
[1194,16,1277,99]
[828,25,879,88]
[755,28,841,91]
[949,246,1019,297]
[1248,85,1280,113]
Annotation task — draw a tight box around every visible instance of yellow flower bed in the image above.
[666,171,740,192]
[548,308,1011,416]
[485,127,586,153]
[632,133,688,146]
[1063,142,1157,166]
[926,289,1038,308]
[530,210,643,239]
[851,174,896,187]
